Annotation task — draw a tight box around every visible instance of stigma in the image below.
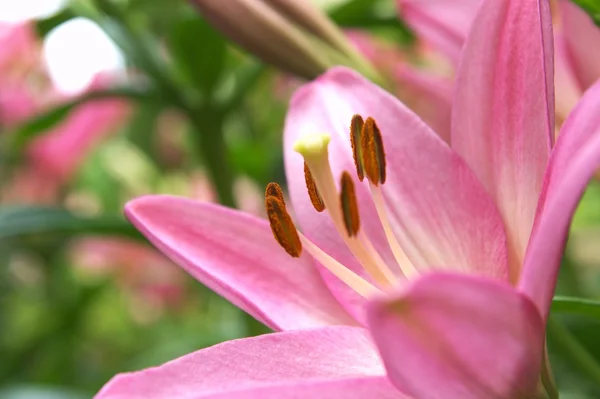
[266,115,419,298]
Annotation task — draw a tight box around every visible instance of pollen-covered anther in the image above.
[350,114,365,181]
[340,171,360,237]
[265,182,286,205]
[361,117,387,186]
[304,162,325,212]
[265,184,302,258]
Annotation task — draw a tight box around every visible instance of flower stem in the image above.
[89,0,237,207]
[192,109,236,208]
[546,315,600,386]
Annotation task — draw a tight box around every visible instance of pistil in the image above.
[294,133,397,286]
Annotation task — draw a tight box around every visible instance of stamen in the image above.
[304,162,325,212]
[265,182,286,205]
[294,133,395,287]
[265,194,302,258]
[369,184,419,279]
[350,114,365,182]
[340,171,360,237]
[361,117,386,186]
[298,232,380,298]
[264,181,379,299]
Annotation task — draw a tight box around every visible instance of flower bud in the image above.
[190,0,330,79]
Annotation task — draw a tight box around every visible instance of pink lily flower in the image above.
[397,0,600,123]
[97,0,600,397]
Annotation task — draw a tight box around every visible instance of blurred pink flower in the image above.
[0,22,41,79]
[72,237,188,321]
[0,21,129,197]
[27,74,130,183]
[0,83,38,128]
[0,22,48,129]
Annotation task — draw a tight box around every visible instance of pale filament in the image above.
[369,183,419,279]
[298,233,381,298]
[301,144,398,287]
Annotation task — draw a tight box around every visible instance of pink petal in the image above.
[561,0,600,90]
[0,83,37,128]
[396,0,480,64]
[520,81,600,319]
[125,195,356,331]
[451,0,554,281]
[554,32,584,124]
[367,272,545,399]
[284,67,507,317]
[394,64,453,143]
[181,377,403,399]
[0,22,40,71]
[95,326,388,399]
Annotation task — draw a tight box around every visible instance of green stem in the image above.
[90,0,237,208]
[192,110,236,208]
[90,0,187,110]
[547,315,600,386]
[540,345,559,399]
[220,63,266,113]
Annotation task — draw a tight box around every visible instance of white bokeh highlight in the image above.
[0,0,65,22]
[43,18,125,94]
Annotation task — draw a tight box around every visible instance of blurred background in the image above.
[1,0,600,397]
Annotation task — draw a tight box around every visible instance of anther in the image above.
[340,171,360,237]
[265,193,302,258]
[361,117,387,186]
[350,114,365,181]
[265,182,286,205]
[304,162,325,212]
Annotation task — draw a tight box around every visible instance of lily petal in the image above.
[554,32,583,123]
[367,272,544,399]
[195,377,403,399]
[95,326,387,399]
[451,0,554,281]
[396,0,480,64]
[285,67,507,317]
[520,81,600,319]
[394,64,453,143]
[561,0,600,90]
[125,195,356,331]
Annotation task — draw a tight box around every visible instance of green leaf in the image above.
[0,385,88,399]
[552,296,600,319]
[167,18,227,94]
[328,0,414,44]
[36,8,77,37]
[0,206,141,241]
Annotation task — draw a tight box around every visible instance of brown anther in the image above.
[361,117,386,185]
[304,162,325,212]
[265,195,302,257]
[350,114,365,181]
[265,182,286,205]
[340,171,360,237]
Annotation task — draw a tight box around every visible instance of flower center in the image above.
[265,115,418,298]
